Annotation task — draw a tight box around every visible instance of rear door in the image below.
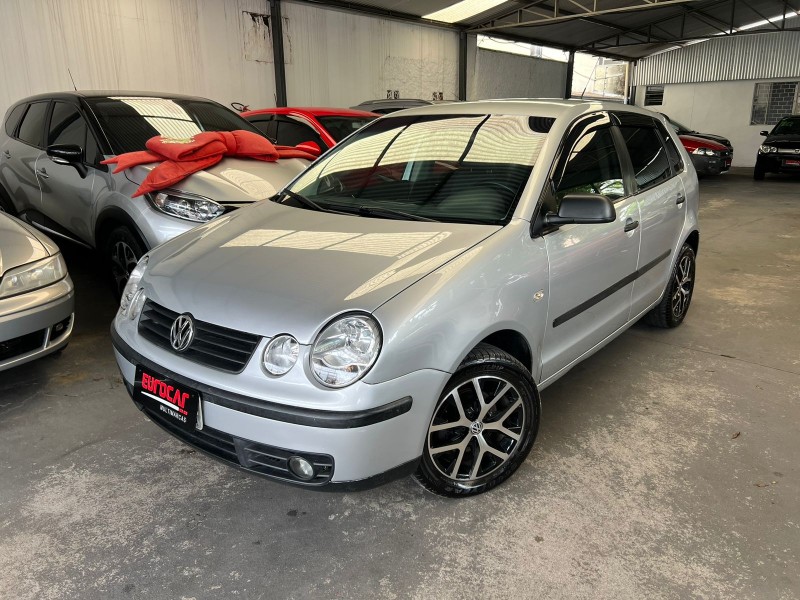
[614,114,686,317]
[540,113,641,381]
[39,100,100,243]
[2,101,49,214]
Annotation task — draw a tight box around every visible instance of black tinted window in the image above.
[619,126,671,190]
[4,104,26,136]
[557,127,624,200]
[17,102,49,147]
[317,116,375,142]
[275,119,325,148]
[249,118,277,141]
[657,125,683,174]
[48,102,87,147]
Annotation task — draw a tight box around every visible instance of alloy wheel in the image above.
[111,240,139,296]
[671,253,694,319]
[427,375,525,482]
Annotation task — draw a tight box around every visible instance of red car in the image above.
[679,135,732,176]
[242,107,378,155]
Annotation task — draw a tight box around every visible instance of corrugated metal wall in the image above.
[0,0,277,119]
[635,32,800,85]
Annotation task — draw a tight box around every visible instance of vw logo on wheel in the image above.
[170,314,195,352]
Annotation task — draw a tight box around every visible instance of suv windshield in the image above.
[280,114,551,225]
[317,115,376,142]
[86,96,264,154]
[772,117,800,135]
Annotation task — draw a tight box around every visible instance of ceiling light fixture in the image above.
[424,0,508,24]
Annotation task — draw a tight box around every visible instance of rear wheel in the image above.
[105,226,146,299]
[646,243,696,328]
[414,343,540,497]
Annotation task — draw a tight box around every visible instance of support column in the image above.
[564,50,575,100]
[458,30,468,101]
[270,0,287,107]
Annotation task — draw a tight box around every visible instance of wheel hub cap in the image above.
[470,421,484,435]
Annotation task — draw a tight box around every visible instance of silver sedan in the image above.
[0,212,74,371]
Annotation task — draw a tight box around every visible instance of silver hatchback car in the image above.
[0,92,309,295]
[111,100,699,496]
[0,212,74,371]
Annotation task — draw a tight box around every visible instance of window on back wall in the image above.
[751,81,800,125]
[644,85,664,106]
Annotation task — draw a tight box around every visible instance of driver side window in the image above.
[556,127,625,203]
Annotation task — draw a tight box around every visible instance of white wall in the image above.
[282,1,459,106]
[468,48,567,101]
[635,79,798,168]
[0,0,277,119]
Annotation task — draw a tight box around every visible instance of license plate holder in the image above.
[134,366,203,432]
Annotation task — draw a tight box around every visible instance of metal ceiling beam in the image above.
[289,0,461,30]
[468,0,697,33]
[589,25,800,50]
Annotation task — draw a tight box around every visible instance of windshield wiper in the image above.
[277,189,349,215]
[355,205,439,222]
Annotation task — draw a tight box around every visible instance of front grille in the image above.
[0,329,45,362]
[138,300,261,373]
[142,402,334,485]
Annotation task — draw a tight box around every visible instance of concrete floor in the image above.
[1,170,798,599]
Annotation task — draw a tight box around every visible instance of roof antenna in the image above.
[67,68,77,91]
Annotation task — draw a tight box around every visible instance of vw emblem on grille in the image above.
[170,314,195,352]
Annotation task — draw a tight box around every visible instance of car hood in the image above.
[145,202,501,342]
[764,134,800,148]
[123,157,309,204]
[0,213,50,275]
[681,135,727,151]
[692,132,732,148]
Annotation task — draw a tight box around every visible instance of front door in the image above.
[540,119,641,381]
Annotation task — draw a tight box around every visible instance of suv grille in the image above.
[138,300,260,373]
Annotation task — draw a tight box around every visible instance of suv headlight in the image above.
[0,254,67,299]
[119,255,148,318]
[759,145,778,154]
[146,191,225,222]
[311,314,381,388]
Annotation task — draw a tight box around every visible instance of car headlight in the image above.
[0,254,67,299]
[311,314,381,388]
[759,145,778,154]
[146,191,225,223]
[119,255,148,318]
[693,147,718,156]
[262,335,300,376]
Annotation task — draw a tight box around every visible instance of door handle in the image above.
[36,168,49,179]
[624,219,639,232]
[676,193,685,205]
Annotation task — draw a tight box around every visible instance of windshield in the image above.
[280,114,551,225]
[86,96,265,154]
[317,115,376,142]
[772,117,800,135]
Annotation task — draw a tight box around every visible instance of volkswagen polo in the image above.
[111,100,699,496]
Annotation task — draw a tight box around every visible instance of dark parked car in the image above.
[755,116,800,180]
[661,113,733,150]
[351,99,434,114]
[679,135,732,176]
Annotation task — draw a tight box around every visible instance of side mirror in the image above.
[544,194,616,227]
[47,144,88,178]
[760,131,770,136]
[296,141,322,157]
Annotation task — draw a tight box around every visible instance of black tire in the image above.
[753,165,765,180]
[646,243,696,328]
[414,343,541,497]
[0,186,16,215]
[104,226,146,299]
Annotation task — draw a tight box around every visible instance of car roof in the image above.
[12,90,215,104]
[244,107,378,118]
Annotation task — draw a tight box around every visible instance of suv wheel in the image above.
[415,343,540,497]
[646,243,696,328]
[105,226,145,298]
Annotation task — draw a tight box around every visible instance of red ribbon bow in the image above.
[101,130,315,197]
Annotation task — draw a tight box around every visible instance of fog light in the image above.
[288,456,315,481]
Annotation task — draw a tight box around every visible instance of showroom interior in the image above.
[0,0,798,598]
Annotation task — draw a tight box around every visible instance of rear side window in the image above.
[249,118,277,141]
[17,102,49,147]
[556,127,625,201]
[4,104,26,136]
[618,126,671,190]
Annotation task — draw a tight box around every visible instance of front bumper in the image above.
[111,325,448,488]
[690,153,730,175]
[0,278,74,371]
[756,154,800,174]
